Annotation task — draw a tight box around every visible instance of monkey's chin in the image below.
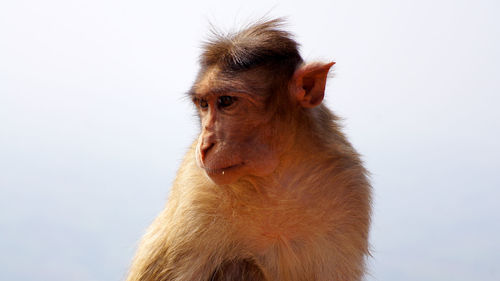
[203,163,244,185]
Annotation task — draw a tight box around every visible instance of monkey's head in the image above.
[188,19,334,185]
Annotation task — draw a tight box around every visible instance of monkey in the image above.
[126,19,372,281]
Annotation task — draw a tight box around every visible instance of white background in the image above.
[1,1,499,280]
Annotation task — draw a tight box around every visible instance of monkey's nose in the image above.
[200,141,215,162]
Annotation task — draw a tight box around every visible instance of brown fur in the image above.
[127,19,371,281]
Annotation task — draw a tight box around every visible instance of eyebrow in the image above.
[187,86,249,98]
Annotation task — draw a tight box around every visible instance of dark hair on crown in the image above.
[200,18,303,72]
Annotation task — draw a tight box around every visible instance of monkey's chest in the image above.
[233,205,329,257]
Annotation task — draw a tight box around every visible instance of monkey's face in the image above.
[190,68,283,185]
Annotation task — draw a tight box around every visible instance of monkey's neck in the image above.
[239,136,342,200]
[232,106,357,200]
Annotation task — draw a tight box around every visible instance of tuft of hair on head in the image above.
[200,18,303,73]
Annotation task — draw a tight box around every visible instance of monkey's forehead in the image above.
[190,66,268,97]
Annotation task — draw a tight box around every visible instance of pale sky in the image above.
[1,1,499,280]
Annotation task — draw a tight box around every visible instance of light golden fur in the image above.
[127,104,371,281]
[127,19,371,281]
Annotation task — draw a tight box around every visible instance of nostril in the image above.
[200,142,215,161]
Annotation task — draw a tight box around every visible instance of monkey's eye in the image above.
[199,99,208,109]
[217,96,236,108]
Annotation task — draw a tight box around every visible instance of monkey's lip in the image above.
[203,162,244,175]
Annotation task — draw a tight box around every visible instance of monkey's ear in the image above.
[292,62,335,108]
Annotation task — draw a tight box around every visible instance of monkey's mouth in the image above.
[204,162,244,175]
